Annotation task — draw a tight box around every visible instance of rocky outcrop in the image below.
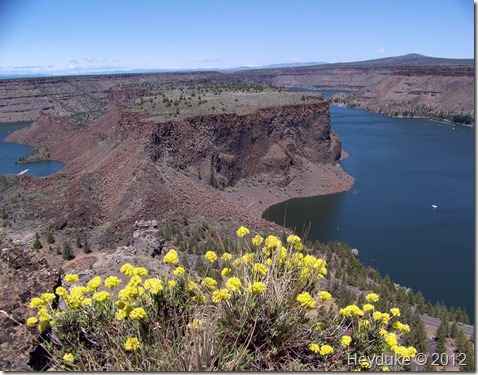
[148,101,341,189]
[0,239,59,370]
[108,88,152,103]
[2,99,348,248]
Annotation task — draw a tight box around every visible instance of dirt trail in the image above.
[62,251,108,272]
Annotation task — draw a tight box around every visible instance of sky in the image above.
[0,0,474,76]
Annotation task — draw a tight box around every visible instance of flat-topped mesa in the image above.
[148,101,342,189]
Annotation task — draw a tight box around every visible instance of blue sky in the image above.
[0,0,474,76]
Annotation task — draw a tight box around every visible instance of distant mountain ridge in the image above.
[0,53,473,79]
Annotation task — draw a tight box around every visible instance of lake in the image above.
[0,122,64,176]
[264,106,475,319]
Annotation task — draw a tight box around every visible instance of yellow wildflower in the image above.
[40,293,56,302]
[192,292,207,304]
[120,263,135,277]
[115,309,127,320]
[81,298,93,307]
[385,333,398,348]
[382,366,390,371]
[225,277,242,293]
[286,234,303,250]
[319,291,332,301]
[221,267,232,277]
[314,322,326,331]
[359,319,370,328]
[27,317,38,327]
[173,266,185,276]
[372,311,383,321]
[64,274,79,283]
[39,320,50,333]
[393,345,417,358]
[204,250,217,263]
[365,293,379,302]
[63,353,74,363]
[133,267,148,276]
[341,335,352,347]
[252,263,268,276]
[86,276,102,292]
[124,337,140,351]
[92,291,110,302]
[302,254,317,268]
[233,253,254,266]
[55,286,67,297]
[390,307,400,317]
[379,329,388,336]
[380,313,391,324]
[320,345,334,356]
[296,292,315,309]
[144,278,163,294]
[187,281,198,291]
[163,249,179,265]
[212,288,231,303]
[247,281,266,295]
[104,276,122,289]
[167,280,176,288]
[363,304,374,312]
[392,321,411,334]
[29,297,44,309]
[202,277,218,290]
[277,246,287,261]
[252,234,263,247]
[292,252,304,265]
[128,275,142,286]
[339,304,364,317]
[129,307,147,320]
[236,226,250,238]
[264,235,280,249]
[308,343,320,353]
[221,252,232,261]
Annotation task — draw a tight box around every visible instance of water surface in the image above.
[0,122,64,176]
[264,107,474,319]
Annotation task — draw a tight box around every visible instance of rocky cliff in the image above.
[3,98,350,247]
[148,101,341,189]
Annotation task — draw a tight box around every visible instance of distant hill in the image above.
[319,53,474,68]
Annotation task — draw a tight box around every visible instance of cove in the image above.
[264,106,474,320]
[0,122,64,176]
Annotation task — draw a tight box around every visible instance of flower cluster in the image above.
[25,226,416,371]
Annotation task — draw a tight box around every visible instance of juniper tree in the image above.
[32,232,42,250]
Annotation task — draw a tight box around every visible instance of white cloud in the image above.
[377,48,385,54]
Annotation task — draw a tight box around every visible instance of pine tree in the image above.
[32,232,43,250]
[405,312,428,353]
[46,231,55,244]
[62,242,74,260]
[76,234,82,249]
[83,238,91,254]
[435,320,448,354]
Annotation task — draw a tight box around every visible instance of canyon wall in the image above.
[148,101,341,189]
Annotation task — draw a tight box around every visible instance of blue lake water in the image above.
[264,107,475,319]
[0,122,64,176]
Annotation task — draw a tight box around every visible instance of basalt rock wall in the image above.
[148,101,341,189]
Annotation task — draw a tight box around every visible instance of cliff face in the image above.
[148,101,341,189]
[2,98,350,247]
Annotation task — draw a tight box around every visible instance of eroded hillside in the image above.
[3,88,351,248]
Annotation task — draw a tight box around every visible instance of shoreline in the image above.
[221,157,354,221]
